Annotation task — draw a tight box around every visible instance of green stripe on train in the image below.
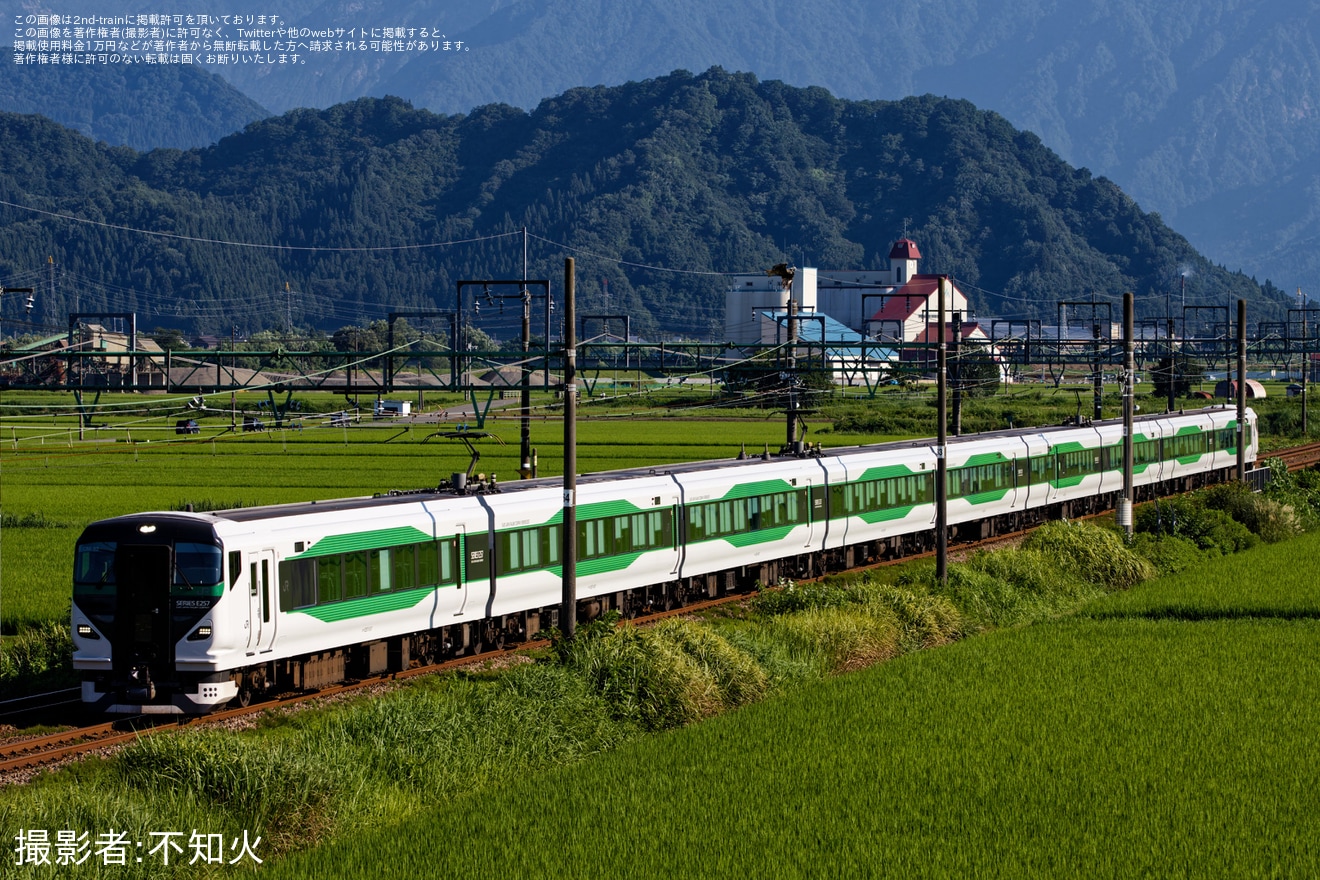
[857,464,921,482]
[291,526,433,559]
[957,452,1010,468]
[956,489,1011,505]
[859,506,919,524]
[721,526,796,547]
[719,479,799,501]
[543,500,647,526]
[549,551,646,578]
[291,585,441,622]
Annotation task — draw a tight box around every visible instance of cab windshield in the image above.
[72,541,223,588]
[174,543,223,587]
[73,541,117,586]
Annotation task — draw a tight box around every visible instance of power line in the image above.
[0,198,522,252]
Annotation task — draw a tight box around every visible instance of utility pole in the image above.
[230,325,237,430]
[936,276,948,589]
[786,297,798,451]
[1300,288,1308,436]
[1237,299,1247,482]
[520,228,532,479]
[1166,311,1176,415]
[951,309,962,436]
[1092,318,1104,421]
[520,284,532,479]
[560,258,578,640]
[1120,293,1134,539]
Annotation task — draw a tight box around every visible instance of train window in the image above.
[249,562,258,597]
[370,549,389,593]
[720,500,747,534]
[686,505,707,542]
[497,528,557,576]
[74,541,116,587]
[317,555,341,603]
[175,543,222,588]
[344,552,368,600]
[523,529,542,568]
[440,539,459,583]
[278,559,316,609]
[229,550,241,589]
[579,519,608,559]
[418,543,440,586]
[261,560,270,623]
[501,530,531,573]
[393,544,416,590]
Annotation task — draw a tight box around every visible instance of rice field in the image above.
[262,531,1320,879]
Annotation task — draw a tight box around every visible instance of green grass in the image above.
[263,532,1320,880]
[2,511,1314,878]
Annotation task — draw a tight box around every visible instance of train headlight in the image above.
[75,623,99,640]
[188,623,213,641]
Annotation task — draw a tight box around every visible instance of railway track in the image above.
[0,687,81,721]
[1274,441,1320,472]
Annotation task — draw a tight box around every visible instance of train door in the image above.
[802,483,819,549]
[669,498,682,576]
[247,551,276,653]
[453,527,478,617]
[113,543,173,676]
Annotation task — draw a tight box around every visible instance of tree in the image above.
[149,327,189,350]
[954,345,1002,398]
[1151,354,1202,400]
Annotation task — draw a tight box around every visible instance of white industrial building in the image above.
[725,238,987,347]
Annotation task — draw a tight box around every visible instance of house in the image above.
[726,239,985,343]
[724,239,994,381]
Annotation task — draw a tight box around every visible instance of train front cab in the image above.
[72,514,240,714]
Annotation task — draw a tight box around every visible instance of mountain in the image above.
[0,47,269,150]
[14,0,1312,290]
[0,69,1288,340]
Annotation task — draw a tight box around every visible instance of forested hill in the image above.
[0,48,268,150]
[0,68,1289,339]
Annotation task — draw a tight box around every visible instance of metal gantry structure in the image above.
[1,292,1316,429]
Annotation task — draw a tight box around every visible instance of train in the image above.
[71,405,1257,713]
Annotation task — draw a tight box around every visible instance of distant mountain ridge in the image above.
[12,0,1312,288]
[0,47,268,149]
[0,69,1288,339]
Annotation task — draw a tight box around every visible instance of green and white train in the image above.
[71,405,1256,713]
